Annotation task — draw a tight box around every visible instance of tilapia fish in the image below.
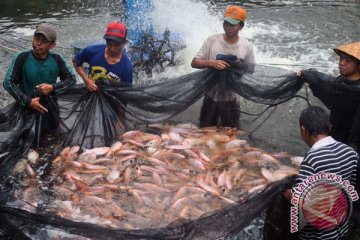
[12,124,299,229]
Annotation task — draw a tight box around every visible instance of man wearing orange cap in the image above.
[191,5,255,128]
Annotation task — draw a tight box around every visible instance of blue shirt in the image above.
[74,44,132,85]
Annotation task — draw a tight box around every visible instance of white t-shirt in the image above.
[194,33,255,101]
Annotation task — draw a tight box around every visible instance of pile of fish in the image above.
[11,123,301,229]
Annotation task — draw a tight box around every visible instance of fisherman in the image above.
[73,21,133,91]
[283,106,359,239]
[3,23,76,133]
[71,21,133,146]
[300,42,360,153]
[191,5,255,128]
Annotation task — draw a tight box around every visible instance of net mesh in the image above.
[0,63,359,239]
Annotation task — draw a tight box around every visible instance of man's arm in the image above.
[191,36,230,71]
[72,57,98,91]
[283,153,314,202]
[3,52,32,107]
[191,57,230,70]
[244,45,255,74]
[3,52,48,113]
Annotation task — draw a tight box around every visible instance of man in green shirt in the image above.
[3,24,76,138]
[3,24,76,113]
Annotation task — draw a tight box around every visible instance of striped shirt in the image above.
[293,136,359,240]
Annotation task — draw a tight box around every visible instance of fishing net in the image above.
[301,68,360,151]
[0,61,359,239]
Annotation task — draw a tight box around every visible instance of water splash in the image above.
[151,0,341,76]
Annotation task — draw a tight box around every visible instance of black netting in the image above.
[0,63,359,239]
[301,68,360,151]
[0,176,294,240]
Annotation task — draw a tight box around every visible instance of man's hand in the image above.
[283,188,292,201]
[37,83,54,95]
[84,77,98,92]
[29,97,48,113]
[210,60,230,70]
[72,58,98,92]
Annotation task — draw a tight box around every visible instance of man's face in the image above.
[32,33,55,58]
[106,40,125,57]
[223,21,242,38]
[338,53,360,77]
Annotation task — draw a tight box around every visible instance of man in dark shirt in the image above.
[3,23,76,113]
[328,42,360,151]
[68,21,133,148]
[3,23,76,137]
[73,21,132,91]
[305,42,360,152]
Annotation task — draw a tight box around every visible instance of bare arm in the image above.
[29,97,48,113]
[72,58,98,91]
[191,58,230,70]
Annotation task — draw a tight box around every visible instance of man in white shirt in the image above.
[191,5,255,128]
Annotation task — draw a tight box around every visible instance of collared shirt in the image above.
[308,136,337,152]
[293,137,358,240]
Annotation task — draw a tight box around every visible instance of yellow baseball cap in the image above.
[334,42,360,61]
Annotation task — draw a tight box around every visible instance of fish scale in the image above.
[13,123,300,229]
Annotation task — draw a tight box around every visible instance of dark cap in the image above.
[34,24,57,42]
[103,21,127,43]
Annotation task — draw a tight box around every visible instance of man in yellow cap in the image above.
[330,42,360,149]
[191,5,255,128]
[305,42,360,152]
[334,42,360,81]
[297,42,360,239]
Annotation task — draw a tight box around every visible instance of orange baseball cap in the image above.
[224,5,246,25]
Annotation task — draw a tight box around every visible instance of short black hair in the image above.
[299,106,331,136]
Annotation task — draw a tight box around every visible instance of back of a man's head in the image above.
[299,106,331,136]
